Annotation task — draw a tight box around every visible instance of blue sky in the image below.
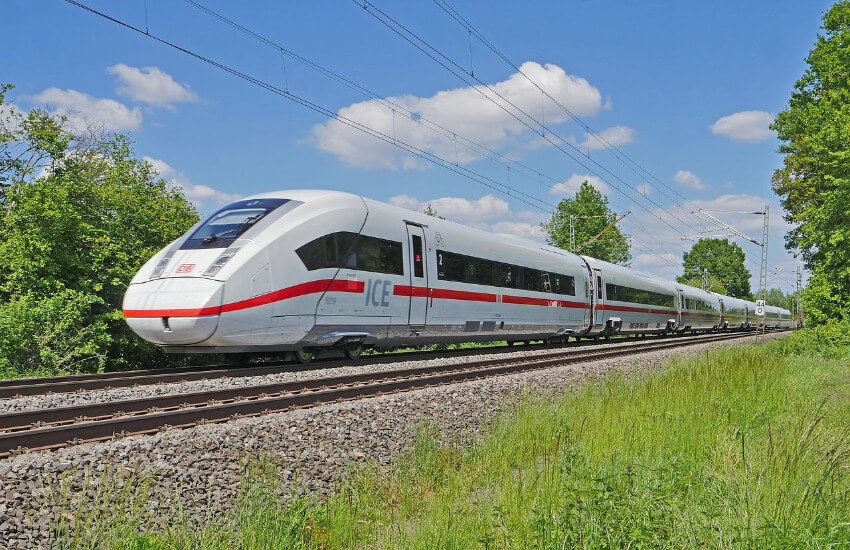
[4,0,833,292]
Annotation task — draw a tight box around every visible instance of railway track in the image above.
[0,330,764,457]
[0,330,752,399]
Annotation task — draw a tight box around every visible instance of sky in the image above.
[3,0,834,293]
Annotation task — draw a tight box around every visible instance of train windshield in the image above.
[181,198,289,249]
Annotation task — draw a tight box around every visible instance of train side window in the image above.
[497,263,515,288]
[514,266,524,289]
[297,232,402,275]
[556,274,576,296]
[474,258,494,286]
[597,276,602,299]
[437,250,465,282]
[353,236,403,275]
[324,235,338,266]
[541,272,552,293]
[412,235,424,278]
[295,235,328,270]
[525,268,541,291]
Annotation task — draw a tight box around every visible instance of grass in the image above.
[60,330,850,548]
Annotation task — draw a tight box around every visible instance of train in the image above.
[123,190,793,362]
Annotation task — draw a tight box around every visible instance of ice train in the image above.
[123,190,793,361]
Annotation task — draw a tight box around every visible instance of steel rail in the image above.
[0,330,711,398]
[0,331,748,431]
[0,331,762,457]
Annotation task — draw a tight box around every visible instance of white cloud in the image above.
[550,174,611,195]
[389,193,510,222]
[108,64,197,109]
[636,183,652,196]
[31,87,142,133]
[710,110,774,143]
[311,61,604,169]
[144,156,240,206]
[673,169,705,191]
[389,193,545,241]
[491,221,544,239]
[579,125,636,151]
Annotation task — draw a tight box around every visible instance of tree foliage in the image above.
[765,287,797,311]
[771,1,850,324]
[676,239,752,298]
[423,203,446,220]
[677,274,727,295]
[0,85,200,376]
[542,181,631,265]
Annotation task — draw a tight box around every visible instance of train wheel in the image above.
[344,343,364,360]
[506,340,515,347]
[294,348,315,364]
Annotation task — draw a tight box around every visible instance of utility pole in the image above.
[702,268,709,291]
[569,215,575,253]
[759,205,769,303]
[796,265,803,327]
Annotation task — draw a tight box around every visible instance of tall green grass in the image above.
[67,332,850,548]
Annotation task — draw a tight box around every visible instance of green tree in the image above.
[677,274,727,295]
[765,287,795,310]
[677,239,752,298]
[542,181,631,265]
[0,86,199,376]
[423,203,445,219]
[771,1,850,324]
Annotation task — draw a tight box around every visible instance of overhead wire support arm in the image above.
[689,209,762,245]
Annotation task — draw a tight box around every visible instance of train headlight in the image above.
[150,249,176,279]
[204,246,242,277]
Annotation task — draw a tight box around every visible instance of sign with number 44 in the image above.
[755,299,765,317]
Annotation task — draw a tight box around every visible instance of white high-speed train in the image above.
[123,190,793,361]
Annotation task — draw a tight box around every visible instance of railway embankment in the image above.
[0,332,795,548]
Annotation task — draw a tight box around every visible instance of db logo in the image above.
[175,264,196,274]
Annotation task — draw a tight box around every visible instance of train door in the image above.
[405,224,428,326]
[592,268,605,326]
[677,289,685,328]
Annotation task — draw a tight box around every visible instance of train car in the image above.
[124,190,594,360]
[675,283,723,332]
[580,257,678,336]
[719,295,751,330]
[763,305,792,329]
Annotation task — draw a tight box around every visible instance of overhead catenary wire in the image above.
[353,0,707,237]
[177,0,688,272]
[61,0,550,213]
[63,0,700,274]
[430,0,714,223]
[181,0,556,211]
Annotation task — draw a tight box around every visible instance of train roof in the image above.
[241,189,579,261]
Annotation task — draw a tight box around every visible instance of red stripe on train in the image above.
[123,278,365,318]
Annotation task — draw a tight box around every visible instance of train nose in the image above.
[123,278,224,345]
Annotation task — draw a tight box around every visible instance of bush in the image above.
[771,318,850,359]
[0,289,111,377]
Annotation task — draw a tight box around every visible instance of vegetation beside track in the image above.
[59,323,850,548]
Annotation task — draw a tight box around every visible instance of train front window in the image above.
[181,198,289,249]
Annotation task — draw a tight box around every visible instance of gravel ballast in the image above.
[1,335,744,414]
[0,333,786,548]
